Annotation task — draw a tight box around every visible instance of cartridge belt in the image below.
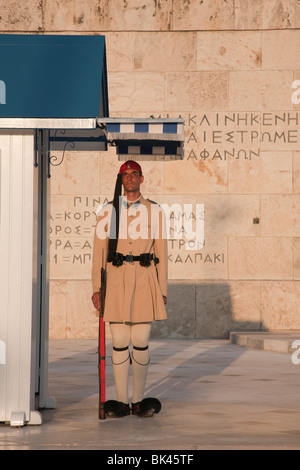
[108,252,159,267]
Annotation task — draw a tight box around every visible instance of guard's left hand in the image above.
[163,295,167,305]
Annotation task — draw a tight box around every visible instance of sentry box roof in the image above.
[98,117,185,160]
[0,34,108,128]
[0,34,184,158]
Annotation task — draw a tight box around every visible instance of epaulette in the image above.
[147,198,158,205]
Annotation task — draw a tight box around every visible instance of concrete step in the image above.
[230,331,300,354]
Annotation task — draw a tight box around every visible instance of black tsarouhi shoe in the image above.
[131,398,161,417]
[104,400,130,418]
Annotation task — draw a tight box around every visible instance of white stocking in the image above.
[131,323,151,403]
[109,322,152,404]
[110,323,131,404]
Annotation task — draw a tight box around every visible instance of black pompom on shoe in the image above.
[131,398,161,417]
[104,400,130,418]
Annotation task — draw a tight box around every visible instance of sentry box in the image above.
[0,34,184,426]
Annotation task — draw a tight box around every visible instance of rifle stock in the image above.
[98,267,107,420]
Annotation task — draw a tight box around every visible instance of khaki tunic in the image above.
[92,195,168,323]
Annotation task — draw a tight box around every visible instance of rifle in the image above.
[98,174,121,419]
[98,266,107,420]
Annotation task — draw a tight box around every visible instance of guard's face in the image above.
[121,169,144,193]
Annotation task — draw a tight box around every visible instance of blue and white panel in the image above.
[105,120,184,142]
[117,141,183,158]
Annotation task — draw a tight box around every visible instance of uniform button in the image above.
[129,251,132,254]
[129,241,132,245]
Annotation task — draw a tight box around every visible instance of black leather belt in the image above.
[108,252,159,267]
[124,254,143,262]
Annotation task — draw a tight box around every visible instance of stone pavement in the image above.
[0,332,300,450]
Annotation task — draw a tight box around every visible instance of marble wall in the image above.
[1,0,300,338]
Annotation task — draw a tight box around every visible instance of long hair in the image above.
[107,173,122,262]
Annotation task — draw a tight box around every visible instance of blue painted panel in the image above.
[134,123,149,133]
[163,123,177,134]
[0,34,109,118]
[106,123,120,133]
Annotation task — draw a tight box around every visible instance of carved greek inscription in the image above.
[50,196,110,276]
[151,111,300,160]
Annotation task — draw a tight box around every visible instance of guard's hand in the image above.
[163,295,167,305]
[92,292,101,311]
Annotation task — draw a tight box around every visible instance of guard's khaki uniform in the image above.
[92,194,168,323]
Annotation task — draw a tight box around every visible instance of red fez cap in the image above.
[119,160,142,175]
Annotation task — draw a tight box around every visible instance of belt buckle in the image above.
[126,255,134,263]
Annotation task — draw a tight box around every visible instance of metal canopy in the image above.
[0,34,109,121]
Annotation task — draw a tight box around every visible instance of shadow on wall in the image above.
[151,281,263,340]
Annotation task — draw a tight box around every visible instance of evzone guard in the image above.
[92,160,168,418]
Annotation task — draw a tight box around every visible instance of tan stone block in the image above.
[50,151,101,195]
[261,281,300,329]
[296,1,300,28]
[107,0,172,31]
[108,72,164,113]
[293,71,300,111]
[230,281,261,324]
[0,0,43,31]
[49,280,67,339]
[143,193,220,280]
[147,193,199,245]
[260,111,300,151]
[136,160,164,194]
[49,192,113,281]
[197,195,261,237]
[229,71,293,111]
[105,32,134,72]
[261,195,300,237]
[99,146,122,195]
[293,238,300,279]
[235,0,296,30]
[262,31,300,71]
[133,32,197,72]
[197,31,261,71]
[228,238,293,280]
[50,194,109,239]
[66,281,98,339]
[165,72,228,112]
[228,151,293,194]
[151,281,196,339]
[50,235,94,280]
[183,111,262,165]
[172,0,234,31]
[43,0,108,31]
[196,281,261,338]
[163,159,227,195]
[168,237,227,281]
[293,152,300,192]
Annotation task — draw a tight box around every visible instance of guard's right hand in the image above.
[91,292,101,311]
